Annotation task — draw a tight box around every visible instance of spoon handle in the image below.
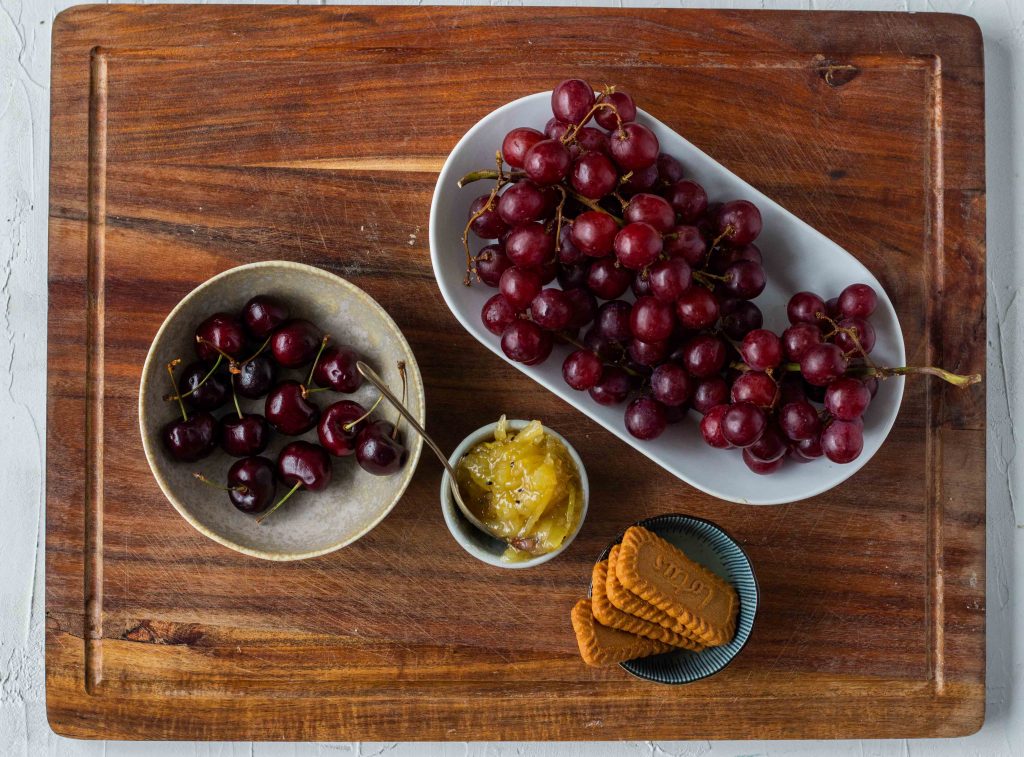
[355,361,460,480]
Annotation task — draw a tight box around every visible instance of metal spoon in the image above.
[355,361,504,541]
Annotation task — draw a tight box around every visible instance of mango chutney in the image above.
[455,418,584,561]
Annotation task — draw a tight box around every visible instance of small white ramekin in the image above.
[440,419,589,569]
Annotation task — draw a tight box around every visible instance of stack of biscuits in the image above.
[571,525,739,666]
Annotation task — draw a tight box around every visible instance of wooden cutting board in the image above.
[46,4,986,741]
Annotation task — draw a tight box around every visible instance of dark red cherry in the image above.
[317,400,367,457]
[277,441,333,491]
[227,456,276,514]
[180,361,229,411]
[270,319,321,368]
[162,412,218,462]
[195,313,246,362]
[356,421,408,476]
[241,295,289,340]
[220,413,270,457]
[265,380,319,435]
[313,345,363,393]
[235,355,276,399]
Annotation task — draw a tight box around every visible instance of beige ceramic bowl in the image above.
[139,261,424,560]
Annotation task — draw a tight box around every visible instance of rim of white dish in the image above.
[440,419,590,569]
[138,260,425,561]
[428,91,906,506]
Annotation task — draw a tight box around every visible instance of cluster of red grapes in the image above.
[161,295,406,521]
[700,284,882,473]
[460,79,979,475]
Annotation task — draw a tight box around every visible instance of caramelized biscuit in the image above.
[616,526,738,646]
[571,598,674,666]
[592,560,704,651]
[606,545,702,642]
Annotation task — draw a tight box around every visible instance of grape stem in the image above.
[460,152,512,286]
[458,168,525,188]
[164,354,222,402]
[731,359,980,388]
[567,191,624,225]
[561,101,621,144]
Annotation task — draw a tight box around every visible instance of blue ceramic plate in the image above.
[592,514,758,684]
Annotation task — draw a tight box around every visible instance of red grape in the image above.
[468,195,508,239]
[693,377,730,414]
[800,343,848,386]
[475,244,512,287]
[782,323,823,361]
[523,139,571,185]
[501,320,552,365]
[722,260,766,300]
[675,286,720,330]
[501,127,544,169]
[730,371,778,408]
[681,333,727,378]
[498,181,548,225]
[779,401,821,441]
[656,153,685,184]
[571,211,619,257]
[787,291,826,326]
[650,363,692,406]
[720,299,763,340]
[562,349,604,390]
[740,328,782,370]
[716,200,762,245]
[589,365,633,405]
[614,222,663,270]
[748,423,786,462]
[723,402,767,447]
[557,223,585,264]
[834,317,876,354]
[824,377,870,421]
[499,267,542,311]
[557,262,589,291]
[620,163,658,195]
[564,287,598,329]
[837,283,878,319]
[587,257,632,300]
[544,117,569,141]
[628,338,668,367]
[530,288,572,331]
[625,397,668,440]
[648,259,692,302]
[552,79,595,124]
[481,294,517,336]
[610,123,659,170]
[625,193,675,233]
[700,405,733,448]
[821,420,864,463]
[792,433,824,461]
[664,225,707,266]
[504,223,554,269]
[596,300,633,342]
[595,90,636,130]
[743,449,785,475]
[663,180,708,222]
[630,296,675,342]
[571,152,619,199]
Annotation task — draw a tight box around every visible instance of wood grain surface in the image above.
[46,4,986,741]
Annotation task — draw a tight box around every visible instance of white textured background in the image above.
[0,0,1018,755]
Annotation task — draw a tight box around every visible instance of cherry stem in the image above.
[303,386,329,396]
[193,472,247,494]
[230,374,243,419]
[256,481,302,525]
[306,334,331,386]
[392,361,408,440]
[344,394,384,431]
[195,336,241,373]
[239,336,272,368]
[164,354,222,402]
[166,360,188,422]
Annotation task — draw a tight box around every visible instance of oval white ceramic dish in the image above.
[139,261,424,560]
[441,419,589,568]
[429,92,905,505]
